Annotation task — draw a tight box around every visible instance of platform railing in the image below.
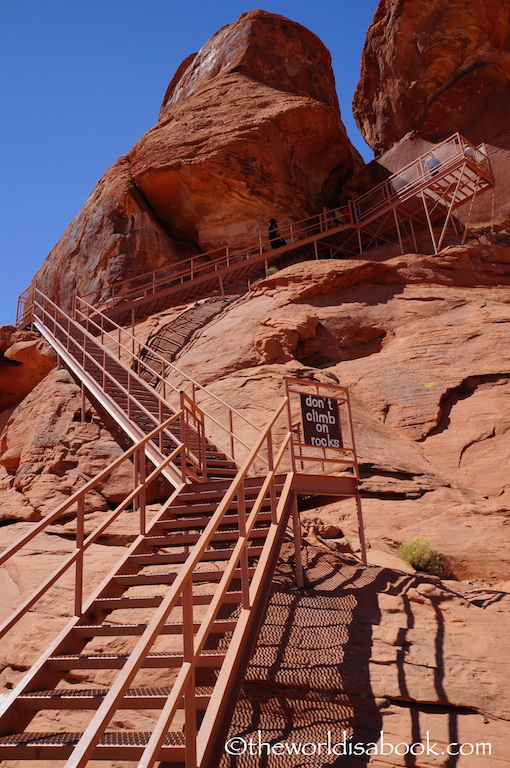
[353,134,491,221]
[80,133,491,314]
[17,134,493,330]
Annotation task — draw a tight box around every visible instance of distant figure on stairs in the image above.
[424,151,441,177]
[268,218,286,249]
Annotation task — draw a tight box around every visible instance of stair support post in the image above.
[266,434,277,524]
[138,447,147,536]
[183,576,198,768]
[237,480,251,610]
[74,496,85,617]
[291,494,304,589]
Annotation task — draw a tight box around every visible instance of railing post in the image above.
[74,495,85,617]
[138,447,147,536]
[180,393,188,483]
[237,482,250,609]
[267,432,277,524]
[285,394,296,473]
[291,495,304,589]
[200,411,208,480]
[182,576,197,767]
[229,410,235,462]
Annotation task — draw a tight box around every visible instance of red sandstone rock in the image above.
[25,11,362,311]
[0,326,55,412]
[354,0,510,155]
[31,157,183,311]
[130,10,362,250]
[0,368,132,519]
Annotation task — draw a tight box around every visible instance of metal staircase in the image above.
[4,269,364,766]
[0,400,298,766]
[2,132,488,766]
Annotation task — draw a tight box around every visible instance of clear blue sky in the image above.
[0,0,377,326]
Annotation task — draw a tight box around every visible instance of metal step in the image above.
[129,545,264,566]
[0,731,185,760]
[72,619,237,637]
[112,567,255,586]
[143,526,270,548]
[17,685,214,710]
[155,511,272,530]
[92,589,243,610]
[47,649,226,670]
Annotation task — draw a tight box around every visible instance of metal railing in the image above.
[78,134,492,314]
[74,295,266,468]
[354,134,491,220]
[16,134,493,331]
[0,416,185,641]
[30,289,206,484]
[0,398,297,767]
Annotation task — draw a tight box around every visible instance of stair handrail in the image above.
[31,289,209,481]
[74,295,266,466]
[0,414,185,640]
[59,395,293,768]
[91,212,342,310]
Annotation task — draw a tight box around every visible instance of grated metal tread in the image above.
[0,730,186,746]
[19,685,214,699]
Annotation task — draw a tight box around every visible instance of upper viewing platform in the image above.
[17,133,494,329]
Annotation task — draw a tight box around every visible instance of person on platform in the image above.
[268,219,286,249]
[424,151,441,177]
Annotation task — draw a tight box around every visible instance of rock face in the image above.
[2,8,510,765]
[29,10,361,310]
[32,157,183,312]
[354,0,510,155]
[0,326,55,413]
[131,10,362,249]
[0,368,134,520]
[352,0,510,230]
[172,245,510,580]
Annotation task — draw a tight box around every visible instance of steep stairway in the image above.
[137,296,234,385]
[29,290,237,485]
[2,271,300,765]
[0,471,295,765]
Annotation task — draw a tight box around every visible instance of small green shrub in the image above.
[265,265,279,276]
[398,537,446,576]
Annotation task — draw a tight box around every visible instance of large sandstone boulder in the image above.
[32,157,183,312]
[0,326,55,412]
[28,10,362,310]
[130,10,362,249]
[354,0,510,154]
[0,368,133,519]
[352,0,510,229]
